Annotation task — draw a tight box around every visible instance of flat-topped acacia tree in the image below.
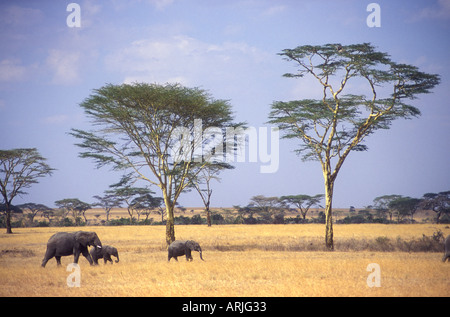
[268,43,440,250]
[71,83,243,245]
[0,148,55,234]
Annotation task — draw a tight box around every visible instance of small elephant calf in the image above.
[168,240,204,262]
[90,245,119,265]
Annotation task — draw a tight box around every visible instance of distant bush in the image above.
[337,211,389,224]
[211,213,225,225]
[174,215,206,225]
[107,217,132,226]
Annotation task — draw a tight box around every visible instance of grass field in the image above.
[0,224,449,297]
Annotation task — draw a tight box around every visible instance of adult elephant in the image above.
[90,245,119,264]
[41,231,102,267]
[168,240,204,262]
[443,235,450,263]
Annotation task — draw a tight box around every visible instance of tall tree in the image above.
[70,83,242,245]
[268,43,440,249]
[0,148,55,233]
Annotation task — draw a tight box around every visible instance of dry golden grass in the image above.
[0,224,449,297]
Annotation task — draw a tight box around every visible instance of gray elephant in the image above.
[90,245,119,264]
[41,231,102,267]
[168,240,204,262]
[443,235,450,263]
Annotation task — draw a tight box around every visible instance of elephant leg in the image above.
[185,249,192,261]
[73,251,81,264]
[41,249,55,267]
[81,248,93,265]
[55,256,62,266]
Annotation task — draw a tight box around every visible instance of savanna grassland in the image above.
[0,224,449,297]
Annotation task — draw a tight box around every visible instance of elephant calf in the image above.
[168,240,204,262]
[90,245,119,264]
[443,235,450,263]
[41,231,102,267]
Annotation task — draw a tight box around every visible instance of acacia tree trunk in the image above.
[164,199,175,246]
[3,199,13,234]
[324,175,334,250]
[6,208,13,234]
[206,207,211,227]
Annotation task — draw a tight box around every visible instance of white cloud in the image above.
[261,5,286,17]
[0,59,27,82]
[105,35,271,87]
[46,50,81,85]
[148,0,175,10]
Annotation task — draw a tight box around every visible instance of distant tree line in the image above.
[2,190,449,229]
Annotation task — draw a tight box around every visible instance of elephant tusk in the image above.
[97,245,102,249]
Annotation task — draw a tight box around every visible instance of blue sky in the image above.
[1,0,449,209]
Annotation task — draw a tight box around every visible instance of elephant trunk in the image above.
[199,249,204,261]
[115,253,119,263]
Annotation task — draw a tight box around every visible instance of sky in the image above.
[0,0,449,209]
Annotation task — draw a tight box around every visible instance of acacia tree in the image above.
[55,198,91,226]
[248,195,285,223]
[0,148,55,233]
[420,191,450,223]
[189,162,233,226]
[71,83,242,245]
[268,43,440,249]
[280,194,324,221]
[388,196,422,223]
[16,202,52,224]
[92,192,122,223]
[373,194,403,222]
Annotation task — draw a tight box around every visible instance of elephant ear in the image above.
[75,231,91,247]
[186,240,198,250]
[185,240,194,249]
